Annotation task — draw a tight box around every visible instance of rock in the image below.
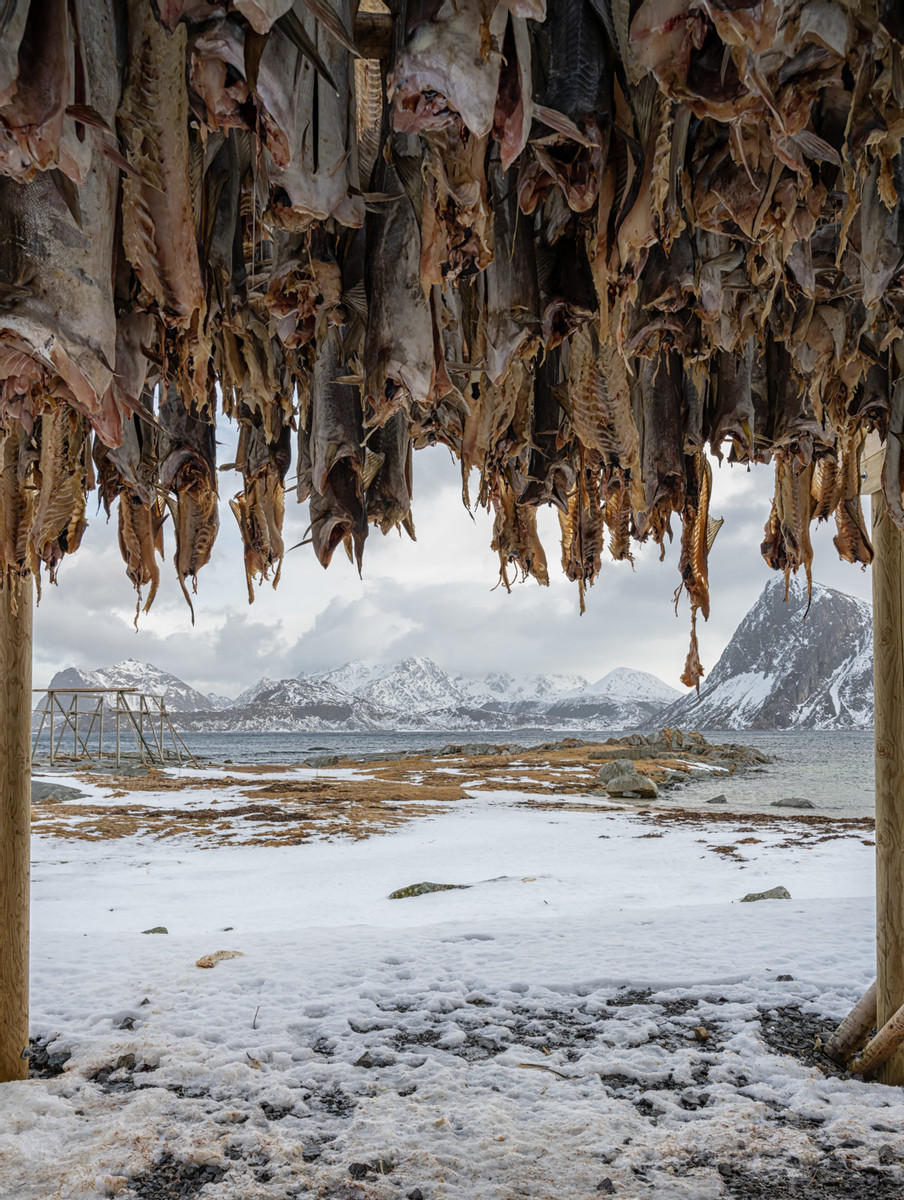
[31,780,85,803]
[596,1181,615,1194]
[195,949,244,968]
[605,773,658,800]
[388,881,471,899]
[304,754,340,767]
[408,1190,425,1200]
[355,1049,395,1069]
[739,886,791,902]
[771,797,815,809]
[596,759,636,783]
[142,926,168,935]
[707,794,728,805]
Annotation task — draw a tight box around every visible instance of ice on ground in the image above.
[4,771,899,1200]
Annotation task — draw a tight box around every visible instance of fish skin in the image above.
[636,348,686,548]
[483,154,540,386]
[492,479,549,589]
[364,155,435,423]
[558,464,603,614]
[519,347,574,512]
[492,15,533,172]
[535,0,608,123]
[310,322,367,569]
[230,415,291,602]
[0,0,121,444]
[260,0,365,229]
[366,410,415,537]
[761,455,815,594]
[390,0,507,139]
[158,386,219,616]
[29,405,92,585]
[119,1,204,322]
[0,2,29,108]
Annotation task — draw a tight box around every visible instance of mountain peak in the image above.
[660,578,872,729]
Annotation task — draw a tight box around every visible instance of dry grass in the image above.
[33,741,851,853]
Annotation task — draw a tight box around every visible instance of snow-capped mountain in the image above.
[357,657,467,713]
[659,575,873,730]
[452,670,590,706]
[46,659,230,713]
[545,668,681,729]
[176,657,683,732]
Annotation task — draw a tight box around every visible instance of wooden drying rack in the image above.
[30,686,199,770]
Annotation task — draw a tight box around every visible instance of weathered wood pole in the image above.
[0,579,32,1081]
[824,979,877,1065]
[871,489,904,1085]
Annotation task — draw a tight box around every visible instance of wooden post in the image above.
[871,489,904,1085]
[0,578,32,1081]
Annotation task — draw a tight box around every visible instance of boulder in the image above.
[770,797,815,810]
[707,794,728,805]
[739,886,791,902]
[31,780,85,803]
[388,881,471,899]
[142,926,168,934]
[605,773,658,800]
[304,754,340,767]
[596,758,636,783]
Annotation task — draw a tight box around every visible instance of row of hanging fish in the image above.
[0,0,902,682]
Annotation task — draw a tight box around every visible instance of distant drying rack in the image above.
[31,687,199,769]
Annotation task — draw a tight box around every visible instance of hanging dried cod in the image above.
[0,0,901,688]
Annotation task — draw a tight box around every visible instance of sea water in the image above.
[169,727,874,821]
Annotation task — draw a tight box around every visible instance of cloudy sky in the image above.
[32,440,875,698]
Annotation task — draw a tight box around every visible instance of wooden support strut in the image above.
[871,488,904,1085]
[824,980,877,1066]
[0,580,33,1082]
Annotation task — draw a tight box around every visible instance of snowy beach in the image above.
[3,753,900,1200]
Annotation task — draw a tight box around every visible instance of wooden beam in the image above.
[871,489,904,1084]
[0,579,32,1082]
[860,430,885,496]
[354,11,393,60]
[824,979,877,1065]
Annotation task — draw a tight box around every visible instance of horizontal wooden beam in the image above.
[354,11,393,60]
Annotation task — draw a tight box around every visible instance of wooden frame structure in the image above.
[1,1,904,1088]
[30,687,199,769]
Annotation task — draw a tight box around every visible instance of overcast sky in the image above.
[32,441,875,697]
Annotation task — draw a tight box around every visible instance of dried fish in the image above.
[0,0,901,661]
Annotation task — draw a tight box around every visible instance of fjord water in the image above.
[173,728,875,820]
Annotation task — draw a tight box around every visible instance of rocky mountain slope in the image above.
[46,659,230,713]
[659,576,873,730]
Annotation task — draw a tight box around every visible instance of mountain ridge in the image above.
[45,579,876,732]
[659,575,873,730]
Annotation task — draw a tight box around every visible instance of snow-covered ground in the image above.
[3,768,900,1200]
